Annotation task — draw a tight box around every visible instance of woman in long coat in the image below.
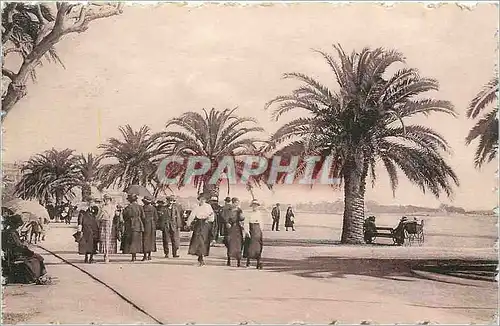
[226,197,245,267]
[77,207,100,263]
[141,196,158,261]
[285,205,295,231]
[243,199,264,269]
[187,193,215,266]
[122,194,145,262]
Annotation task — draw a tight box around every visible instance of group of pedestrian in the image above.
[186,193,264,269]
[75,193,182,263]
[74,192,265,269]
[271,203,296,231]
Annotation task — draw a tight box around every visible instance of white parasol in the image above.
[4,199,50,222]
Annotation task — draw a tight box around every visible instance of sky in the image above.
[2,2,498,210]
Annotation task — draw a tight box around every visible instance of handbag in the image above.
[72,231,82,243]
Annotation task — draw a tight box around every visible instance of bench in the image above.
[364,226,398,244]
[374,226,395,238]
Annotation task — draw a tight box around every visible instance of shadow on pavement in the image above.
[258,256,498,285]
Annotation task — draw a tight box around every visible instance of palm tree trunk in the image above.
[246,184,255,200]
[55,190,63,206]
[203,181,220,199]
[81,183,92,202]
[340,153,366,244]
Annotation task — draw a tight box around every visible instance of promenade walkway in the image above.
[3,223,497,324]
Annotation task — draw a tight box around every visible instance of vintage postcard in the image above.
[1,1,498,324]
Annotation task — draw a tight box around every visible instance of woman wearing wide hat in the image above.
[121,193,145,262]
[141,195,158,261]
[2,214,50,284]
[186,193,215,266]
[243,199,264,269]
[76,203,100,263]
[226,197,245,267]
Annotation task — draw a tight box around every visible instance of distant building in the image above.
[2,162,23,185]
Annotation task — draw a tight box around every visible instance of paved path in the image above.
[2,246,155,324]
[3,223,498,324]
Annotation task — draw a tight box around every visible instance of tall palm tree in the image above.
[98,125,170,191]
[14,148,81,205]
[162,108,265,199]
[266,45,459,244]
[465,77,498,168]
[76,153,102,202]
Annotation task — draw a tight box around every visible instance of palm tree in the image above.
[98,125,170,191]
[265,45,459,244]
[465,77,498,168]
[14,148,81,205]
[76,153,102,202]
[162,108,265,199]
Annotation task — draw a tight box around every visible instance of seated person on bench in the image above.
[393,216,409,246]
[1,214,50,285]
[363,216,377,244]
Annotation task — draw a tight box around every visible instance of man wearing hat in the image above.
[121,193,145,262]
[271,203,281,231]
[219,197,232,245]
[141,195,158,261]
[157,196,182,258]
[363,216,377,244]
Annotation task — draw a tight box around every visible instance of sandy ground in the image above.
[2,213,498,324]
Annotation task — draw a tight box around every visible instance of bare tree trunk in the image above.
[1,3,123,120]
[340,151,366,244]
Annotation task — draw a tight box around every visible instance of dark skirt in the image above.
[285,217,294,228]
[188,219,211,257]
[78,235,98,255]
[122,231,143,254]
[227,223,244,259]
[243,223,263,259]
[5,254,46,284]
[142,226,157,253]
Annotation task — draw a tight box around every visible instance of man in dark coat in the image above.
[363,216,377,244]
[122,194,145,262]
[141,196,158,261]
[158,196,182,258]
[271,203,280,231]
